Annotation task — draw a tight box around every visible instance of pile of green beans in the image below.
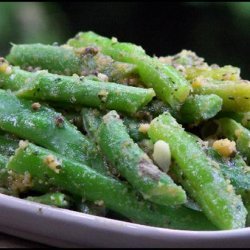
[0,31,250,231]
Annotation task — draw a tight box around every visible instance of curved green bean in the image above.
[97,110,187,206]
[7,142,217,230]
[67,31,191,109]
[216,111,250,130]
[148,112,247,230]
[0,64,155,115]
[7,43,138,83]
[205,148,250,195]
[0,89,107,174]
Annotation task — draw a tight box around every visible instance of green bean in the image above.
[7,44,81,76]
[7,44,138,83]
[216,118,250,164]
[0,89,107,174]
[81,108,112,177]
[216,111,250,130]
[82,106,149,142]
[241,192,250,227]
[135,94,222,125]
[178,94,223,124]
[0,63,155,115]
[97,110,187,206]
[159,49,240,80]
[186,65,240,81]
[192,78,250,112]
[7,142,217,230]
[82,107,148,142]
[81,108,149,177]
[25,192,71,208]
[162,50,240,82]
[205,147,250,195]
[0,59,30,91]
[67,31,191,109]
[186,65,241,81]
[148,112,247,230]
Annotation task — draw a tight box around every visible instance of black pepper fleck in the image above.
[55,116,65,128]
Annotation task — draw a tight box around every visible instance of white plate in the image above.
[0,193,249,248]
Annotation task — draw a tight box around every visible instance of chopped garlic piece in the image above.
[138,123,150,134]
[31,102,41,111]
[152,140,171,173]
[111,37,118,43]
[94,200,104,206]
[97,73,109,82]
[19,140,29,150]
[44,155,61,174]
[227,184,234,193]
[212,139,236,158]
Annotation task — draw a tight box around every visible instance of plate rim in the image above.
[0,192,249,238]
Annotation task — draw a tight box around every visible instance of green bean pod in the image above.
[67,31,191,109]
[216,118,250,164]
[216,111,250,130]
[148,112,247,230]
[0,65,155,115]
[186,65,241,81]
[82,108,148,145]
[178,94,223,124]
[158,49,239,81]
[134,94,222,127]
[0,89,107,174]
[97,110,187,206]
[192,78,250,112]
[7,142,217,230]
[25,192,71,208]
[241,192,250,227]
[205,148,250,195]
[7,44,138,83]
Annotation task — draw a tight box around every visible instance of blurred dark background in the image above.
[0,2,249,78]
